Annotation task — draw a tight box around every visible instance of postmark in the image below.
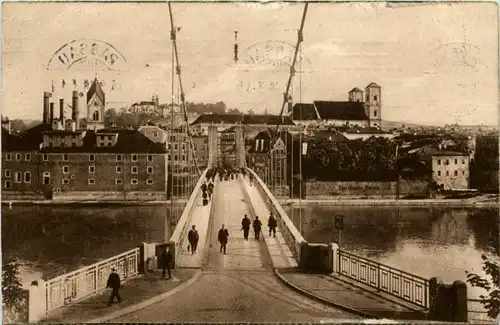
[431,42,481,71]
[46,39,127,71]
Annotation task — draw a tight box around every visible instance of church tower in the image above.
[364,82,382,128]
[86,78,106,130]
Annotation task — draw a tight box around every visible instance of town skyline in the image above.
[1,2,498,126]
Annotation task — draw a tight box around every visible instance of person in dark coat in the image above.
[253,216,262,240]
[241,214,251,240]
[207,182,214,200]
[201,181,208,193]
[161,247,173,279]
[188,225,199,255]
[106,268,121,306]
[268,212,278,238]
[218,224,229,254]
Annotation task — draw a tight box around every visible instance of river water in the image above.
[3,204,498,310]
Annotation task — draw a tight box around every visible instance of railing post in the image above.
[338,250,342,275]
[377,264,381,291]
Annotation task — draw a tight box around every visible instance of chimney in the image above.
[72,91,79,129]
[49,102,55,122]
[59,98,64,122]
[43,92,51,124]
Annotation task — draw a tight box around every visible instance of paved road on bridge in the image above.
[111,178,359,322]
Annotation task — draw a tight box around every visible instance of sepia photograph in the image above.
[1,1,498,323]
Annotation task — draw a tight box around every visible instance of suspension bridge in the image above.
[26,3,470,323]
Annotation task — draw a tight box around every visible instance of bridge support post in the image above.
[167,240,177,269]
[234,124,245,168]
[28,280,46,322]
[428,277,468,322]
[208,125,218,167]
[329,242,339,274]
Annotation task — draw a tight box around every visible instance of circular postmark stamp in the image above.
[431,42,481,71]
[46,38,127,71]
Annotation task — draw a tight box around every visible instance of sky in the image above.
[1,1,498,126]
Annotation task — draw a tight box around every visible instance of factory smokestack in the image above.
[72,91,79,130]
[59,98,64,122]
[43,92,51,124]
[49,102,55,122]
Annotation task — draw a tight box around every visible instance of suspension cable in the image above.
[273,2,309,140]
[168,2,202,177]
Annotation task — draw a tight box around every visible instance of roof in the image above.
[343,126,390,134]
[291,103,318,121]
[313,101,368,121]
[18,123,53,150]
[349,87,363,93]
[366,82,381,88]
[431,150,469,157]
[417,145,469,161]
[87,78,105,104]
[136,101,156,106]
[190,114,295,126]
[314,130,348,141]
[248,128,292,154]
[39,128,167,153]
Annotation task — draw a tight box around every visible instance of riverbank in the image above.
[2,195,497,207]
[278,196,498,207]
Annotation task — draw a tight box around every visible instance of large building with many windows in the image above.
[2,80,169,201]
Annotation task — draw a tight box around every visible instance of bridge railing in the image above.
[245,167,306,265]
[168,168,208,266]
[337,249,429,309]
[38,247,140,316]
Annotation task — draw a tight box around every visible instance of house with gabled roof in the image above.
[289,82,382,128]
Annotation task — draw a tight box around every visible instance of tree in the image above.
[2,258,27,323]
[465,253,500,319]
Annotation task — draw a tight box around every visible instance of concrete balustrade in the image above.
[167,168,209,268]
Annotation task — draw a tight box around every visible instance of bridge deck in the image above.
[176,185,213,268]
[239,176,298,268]
[205,177,270,270]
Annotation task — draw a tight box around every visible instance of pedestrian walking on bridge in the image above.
[218,224,229,254]
[241,214,251,240]
[268,212,277,238]
[253,216,262,240]
[188,225,199,254]
[106,268,121,306]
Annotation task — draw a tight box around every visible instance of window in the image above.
[147,166,153,174]
[374,95,378,101]
[146,179,153,185]
[181,155,186,161]
[4,180,12,188]
[89,154,95,162]
[25,153,31,161]
[63,154,69,161]
[131,178,138,185]
[116,166,122,173]
[89,166,95,173]
[437,171,441,176]
[63,166,69,174]
[454,170,458,176]
[131,154,138,162]
[147,155,153,162]
[167,154,171,160]
[15,153,21,161]
[62,178,70,185]
[454,159,458,165]
[88,178,95,185]
[43,172,50,185]
[115,179,122,185]
[153,132,158,138]
[374,110,377,117]
[174,144,178,150]
[437,159,441,165]
[131,166,138,174]
[446,171,449,176]
[14,172,21,183]
[116,154,122,162]
[445,159,449,165]
[24,171,31,183]
[462,159,466,164]
[5,153,12,161]
[462,171,465,175]
[174,154,178,161]
[4,169,11,178]
[43,154,48,161]
[181,144,186,150]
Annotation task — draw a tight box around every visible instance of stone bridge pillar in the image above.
[208,125,218,167]
[234,125,245,168]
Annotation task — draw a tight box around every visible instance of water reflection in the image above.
[2,204,183,286]
[284,205,499,291]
